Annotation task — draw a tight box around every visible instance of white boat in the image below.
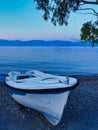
[5,70,78,125]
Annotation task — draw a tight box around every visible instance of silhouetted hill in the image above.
[0,39,93,46]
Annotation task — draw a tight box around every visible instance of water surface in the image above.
[0,46,98,81]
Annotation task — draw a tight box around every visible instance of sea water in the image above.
[0,46,98,81]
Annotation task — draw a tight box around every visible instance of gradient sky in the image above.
[0,0,97,41]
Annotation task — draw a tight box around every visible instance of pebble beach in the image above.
[0,76,98,130]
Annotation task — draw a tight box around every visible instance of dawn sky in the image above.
[0,0,97,41]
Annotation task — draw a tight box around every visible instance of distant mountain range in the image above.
[0,39,93,47]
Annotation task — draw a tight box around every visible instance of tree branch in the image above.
[78,8,98,16]
[81,0,98,5]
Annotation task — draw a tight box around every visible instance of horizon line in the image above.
[0,39,81,42]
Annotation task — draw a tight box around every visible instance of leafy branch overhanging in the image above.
[34,0,98,46]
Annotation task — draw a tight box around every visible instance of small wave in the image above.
[0,74,7,82]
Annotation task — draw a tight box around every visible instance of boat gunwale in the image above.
[5,81,79,94]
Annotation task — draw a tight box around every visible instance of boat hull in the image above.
[8,86,70,125]
[5,70,78,125]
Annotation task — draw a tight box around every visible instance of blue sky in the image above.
[0,0,97,41]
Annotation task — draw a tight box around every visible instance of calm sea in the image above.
[0,46,98,81]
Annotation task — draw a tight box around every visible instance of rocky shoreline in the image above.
[0,76,98,130]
